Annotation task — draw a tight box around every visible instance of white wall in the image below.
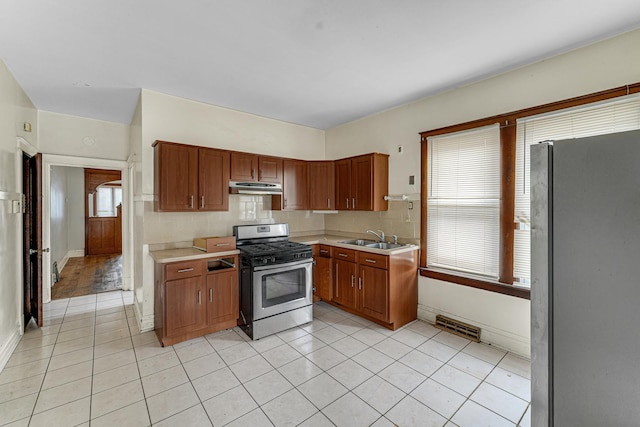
[38,110,130,161]
[325,28,640,357]
[66,167,85,252]
[0,59,38,370]
[50,166,69,274]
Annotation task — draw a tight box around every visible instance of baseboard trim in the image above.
[417,304,530,358]
[67,249,85,258]
[133,294,154,333]
[0,326,23,372]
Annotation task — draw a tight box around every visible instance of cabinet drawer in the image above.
[165,260,204,281]
[359,252,388,269]
[319,245,332,258]
[334,248,356,262]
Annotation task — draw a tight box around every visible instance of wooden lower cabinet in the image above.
[313,245,333,301]
[329,248,417,330]
[155,255,239,346]
[333,258,357,309]
[358,264,388,322]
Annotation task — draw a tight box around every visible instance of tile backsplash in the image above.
[144,196,420,245]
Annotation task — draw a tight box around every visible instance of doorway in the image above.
[41,154,131,304]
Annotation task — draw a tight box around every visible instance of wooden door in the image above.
[308,161,335,210]
[352,155,373,211]
[206,269,238,326]
[316,256,332,301]
[23,153,43,327]
[258,156,282,183]
[332,259,356,309]
[335,159,351,210]
[199,148,230,211]
[230,152,257,181]
[165,276,206,337]
[359,265,389,321]
[282,159,308,210]
[154,142,198,211]
[85,168,122,255]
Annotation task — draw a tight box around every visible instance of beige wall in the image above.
[38,111,130,161]
[0,59,38,370]
[325,28,640,356]
[134,90,327,331]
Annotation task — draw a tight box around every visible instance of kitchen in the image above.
[1,3,640,426]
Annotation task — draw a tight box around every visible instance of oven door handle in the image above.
[252,258,313,272]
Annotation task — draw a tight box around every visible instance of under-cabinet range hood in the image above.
[229,181,282,195]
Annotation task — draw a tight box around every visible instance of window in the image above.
[420,82,640,299]
[512,94,640,286]
[95,185,122,217]
[427,124,501,278]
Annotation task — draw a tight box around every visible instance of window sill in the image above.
[419,268,531,300]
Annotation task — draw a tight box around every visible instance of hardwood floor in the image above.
[51,254,122,299]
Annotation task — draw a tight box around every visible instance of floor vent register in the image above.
[435,314,481,342]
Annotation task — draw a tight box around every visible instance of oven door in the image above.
[252,258,313,321]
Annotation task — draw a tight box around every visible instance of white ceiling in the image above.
[1,1,640,129]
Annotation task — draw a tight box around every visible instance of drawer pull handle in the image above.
[209,289,213,302]
[198,290,201,304]
[215,243,230,247]
[177,268,194,273]
[201,196,205,209]
[219,259,235,268]
[338,253,348,257]
[365,259,377,263]
[358,277,362,290]
[351,274,355,287]
[320,249,329,254]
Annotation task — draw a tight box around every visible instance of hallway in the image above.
[51,255,122,300]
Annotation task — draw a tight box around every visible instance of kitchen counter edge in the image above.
[290,234,419,255]
[150,248,240,263]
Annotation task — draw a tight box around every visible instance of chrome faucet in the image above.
[366,229,385,242]
[392,234,398,244]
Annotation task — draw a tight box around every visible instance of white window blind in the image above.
[514,94,640,286]
[427,124,501,278]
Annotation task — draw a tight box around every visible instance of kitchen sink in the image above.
[340,239,378,246]
[364,242,405,250]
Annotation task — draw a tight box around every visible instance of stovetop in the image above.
[238,241,312,266]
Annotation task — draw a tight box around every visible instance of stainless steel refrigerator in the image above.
[531,130,640,426]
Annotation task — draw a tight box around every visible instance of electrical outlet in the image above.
[11,200,21,214]
[408,201,414,210]
[397,145,403,154]
[409,175,414,185]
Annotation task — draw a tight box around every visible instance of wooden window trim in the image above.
[419,82,640,300]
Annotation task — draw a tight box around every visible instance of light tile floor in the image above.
[0,291,531,426]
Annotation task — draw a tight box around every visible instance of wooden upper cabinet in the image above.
[274,159,308,210]
[199,148,230,211]
[154,141,229,212]
[230,152,257,181]
[308,161,335,210]
[335,159,351,210]
[230,153,282,184]
[335,153,389,211]
[258,156,282,183]
[154,141,198,211]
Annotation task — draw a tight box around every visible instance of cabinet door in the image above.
[352,155,373,211]
[282,159,308,210]
[206,270,238,326]
[333,259,357,309]
[335,159,351,210]
[165,276,206,337]
[359,265,389,322]
[230,152,257,181]
[258,156,282,183]
[199,148,230,211]
[316,256,332,301]
[308,161,335,210]
[155,142,198,211]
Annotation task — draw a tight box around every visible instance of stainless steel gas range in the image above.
[233,223,313,340]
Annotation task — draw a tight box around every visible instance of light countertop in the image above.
[290,234,419,256]
[150,248,240,263]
